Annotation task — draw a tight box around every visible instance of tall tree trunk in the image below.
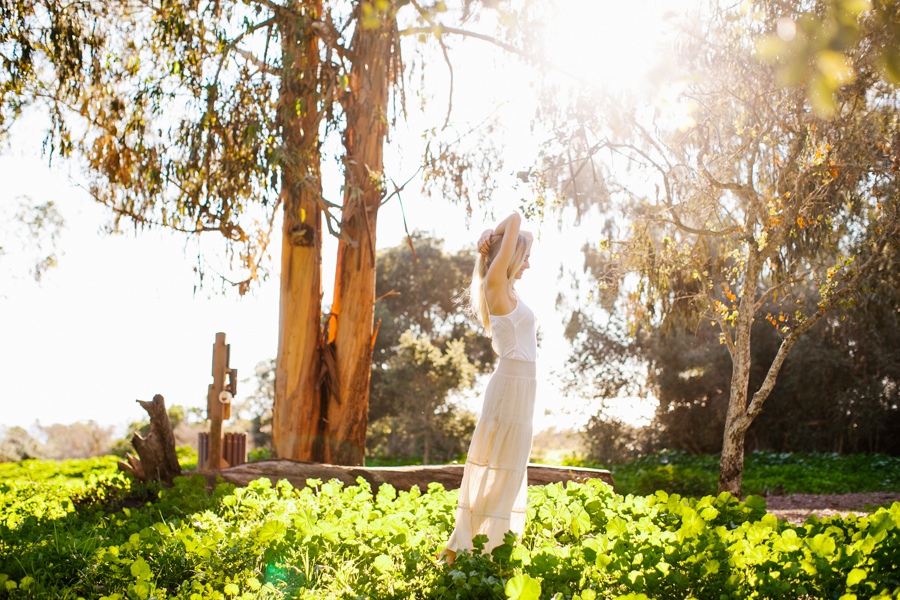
[718,288,755,496]
[324,14,395,465]
[272,4,327,461]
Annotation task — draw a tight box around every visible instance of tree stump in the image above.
[117,394,182,485]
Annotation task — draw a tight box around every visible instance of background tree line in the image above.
[574,236,900,465]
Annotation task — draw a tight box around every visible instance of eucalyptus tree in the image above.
[0,0,544,465]
[531,0,900,494]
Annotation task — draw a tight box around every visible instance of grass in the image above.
[547,449,900,497]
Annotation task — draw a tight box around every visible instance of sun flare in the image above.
[543,0,679,92]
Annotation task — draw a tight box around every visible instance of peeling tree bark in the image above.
[324,15,396,466]
[272,3,327,462]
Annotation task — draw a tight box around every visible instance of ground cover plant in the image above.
[2,457,899,599]
[553,451,900,499]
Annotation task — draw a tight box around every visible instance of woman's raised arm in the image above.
[484,212,522,285]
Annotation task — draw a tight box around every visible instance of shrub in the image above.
[2,458,899,599]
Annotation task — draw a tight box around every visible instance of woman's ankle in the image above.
[438,548,456,565]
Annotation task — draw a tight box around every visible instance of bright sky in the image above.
[0,0,679,437]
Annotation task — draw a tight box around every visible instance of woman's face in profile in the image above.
[515,254,531,279]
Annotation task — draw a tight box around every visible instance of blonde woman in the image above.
[442,212,536,564]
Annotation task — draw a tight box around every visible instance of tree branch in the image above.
[697,126,760,203]
[651,216,741,238]
[736,200,900,432]
[753,271,812,312]
[699,270,736,358]
[398,25,535,64]
[233,46,280,75]
[310,16,350,62]
[409,1,454,129]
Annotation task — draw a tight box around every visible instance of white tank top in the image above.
[485,286,538,362]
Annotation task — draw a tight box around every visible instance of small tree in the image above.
[380,331,475,464]
[368,234,491,463]
[532,0,900,494]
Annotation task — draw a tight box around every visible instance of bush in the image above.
[2,458,900,599]
[175,446,197,471]
[582,416,641,465]
[626,464,716,497]
[552,450,900,497]
[247,446,272,462]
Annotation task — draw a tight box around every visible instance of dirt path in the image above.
[756,492,900,525]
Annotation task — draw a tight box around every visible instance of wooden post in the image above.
[204,332,236,470]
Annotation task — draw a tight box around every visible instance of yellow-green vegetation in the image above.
[0,455,120,485]
[1,458,899,599]
[559,450,900,499]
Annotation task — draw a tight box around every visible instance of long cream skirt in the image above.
[445,358,536,554]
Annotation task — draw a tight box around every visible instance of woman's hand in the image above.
[477,228,493,255]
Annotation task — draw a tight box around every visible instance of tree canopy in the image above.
[532,0,900,493]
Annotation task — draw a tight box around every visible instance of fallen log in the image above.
[197,458,615,493]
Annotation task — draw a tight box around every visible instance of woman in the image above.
[442,211,536,564]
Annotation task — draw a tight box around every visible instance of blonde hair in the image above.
[468,233,531,334]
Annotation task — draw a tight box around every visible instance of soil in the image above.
[751,492,900,526]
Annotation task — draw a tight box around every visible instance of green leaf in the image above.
[701,560,720,576]
[131,581,150,600]
[373,555,392,573]
[255,520,286,543]
[774,529,804,552]
[472,534,489,553]
[744,495,767,513]
[678,511,706,540]
[606,516,628,537]
[847,568,867,586]
[810,534,836,557]
[129,558,152,581]
[570,505,591,536]
[699,506,719,521]
[505,574,541,600]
